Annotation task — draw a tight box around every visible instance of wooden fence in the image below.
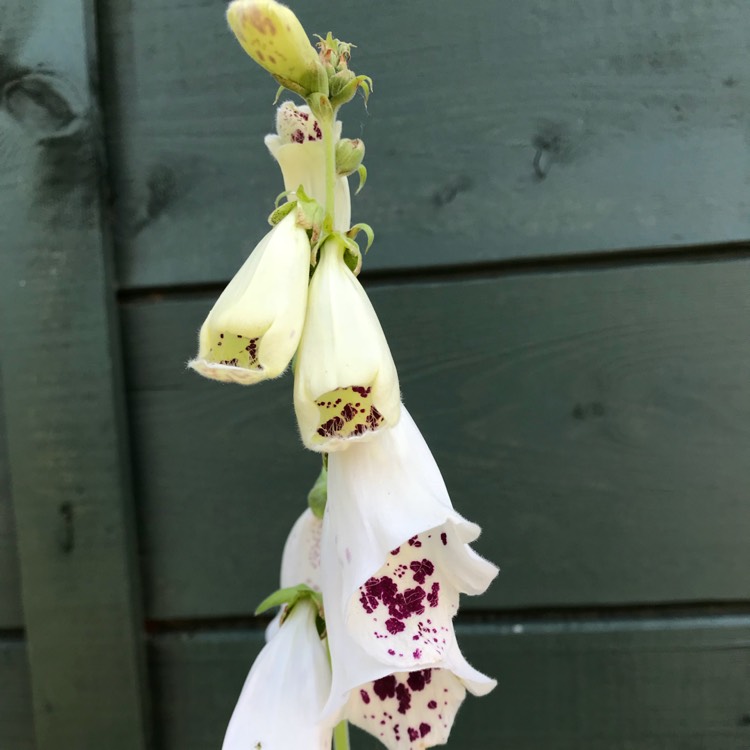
[2,1,749,748]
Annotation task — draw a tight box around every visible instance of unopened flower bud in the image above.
[226,0,328,97]
[335,138,365,177]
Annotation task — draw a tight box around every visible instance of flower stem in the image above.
[320,108,337,233]
[333,719,351,750]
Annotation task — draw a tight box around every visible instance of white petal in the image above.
[325,406,497,601]
[266,508,323,643]
[294,238,401,451]
[281,508,323,590]
[189,211,310,384]
[223,600,333,750]
[345,668,466,750]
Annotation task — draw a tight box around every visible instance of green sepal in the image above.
[267,200,297,226]
[306,91,334,122]
[330,73,374,110]
[348,222,374,254]
[355,164,367,195]
[341,235,363,275]
[307,463,328,519]
[275,188,296,208]
[273,85,285,105]
[255,583,323,621]
[294,185,326,248]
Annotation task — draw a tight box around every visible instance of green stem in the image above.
[320,109,337,233]
[333,719,351,750]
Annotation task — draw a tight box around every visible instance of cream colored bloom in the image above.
[189,211,310,384]
[294,236,400,451]
[265,101,351,232]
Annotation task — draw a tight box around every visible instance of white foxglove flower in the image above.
[320,406,498,727]
[189,211,310,384]
[266,101,351,231]
[222,599,333,750]
[294,236,401,451]
[266,508,323,642]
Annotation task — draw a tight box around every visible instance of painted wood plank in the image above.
[0,638,36,750]
[0,380,24,629]
[0,2,150,747]
[122,258,750,620]
[99,0,750,290]
[151,617,750,750]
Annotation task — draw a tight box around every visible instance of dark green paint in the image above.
[151,618,750,750]
[123,259,750,620]
[0,1,150,747]
[0,639,35,750]
[0,384,23,629]
[98,0,750,290]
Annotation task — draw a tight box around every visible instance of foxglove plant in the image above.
[190,1,499,748]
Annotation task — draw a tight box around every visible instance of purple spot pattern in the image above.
[348,668,467,749]
[277,102,324,144]
[354,531,457,666]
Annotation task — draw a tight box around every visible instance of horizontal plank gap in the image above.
[146,600,750,638]
[0,628,25,643]
[118,240,750,304]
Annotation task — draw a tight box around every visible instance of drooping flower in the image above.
[226,0,328,98]
[320,406,498,743]
[222,598,333,750]
[293,235,401,451]
[188,210,310,384]
[266,101,351,232]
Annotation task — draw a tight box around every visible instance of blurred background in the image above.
[2,0,750,748]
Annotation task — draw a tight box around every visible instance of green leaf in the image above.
[255,583,321,616]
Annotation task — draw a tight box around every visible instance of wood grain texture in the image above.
[152,617,750,750]
[0,381,24,629]
[123,258,750,620]
[0,638,35,750]
[0,1,150,747]
[99,0,750,290]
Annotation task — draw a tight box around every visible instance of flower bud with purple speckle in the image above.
[226,0,328,98]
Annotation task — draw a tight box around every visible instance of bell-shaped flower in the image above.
[293,235,401,452]
[226,0,328,98]
[222,598,333,750]
[320,405,498,726]
[188,210,310,384]
[265,101,351,231]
